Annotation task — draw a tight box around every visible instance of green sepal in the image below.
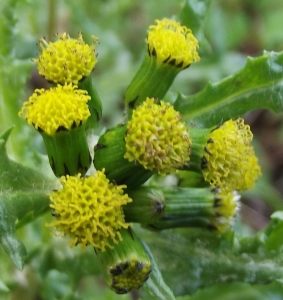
[124,55,180,118]
[41,124,91,177]
[95,227,151,294]
[125,186,217,231]
[0,127,54,270]
[125,187,165,224]
[93,124,153,189]
[78,75,102,128]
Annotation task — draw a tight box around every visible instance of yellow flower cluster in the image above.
[124,98,191,175]
[147,18,200,68]
[202,118,261,192]
[19,84,91,135]
[47,170,132,251]
[34,32,98,84]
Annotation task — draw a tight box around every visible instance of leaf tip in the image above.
[0,126,15,144]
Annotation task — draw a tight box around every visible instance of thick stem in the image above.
[41,124,91,177]
[124,55,180,119]
[78,75,102,128]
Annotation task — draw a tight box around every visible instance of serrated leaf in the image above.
[140,228,283,296]
[0,128,55,269]
[174,51,283,128]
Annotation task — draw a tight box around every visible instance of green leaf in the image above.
[0,128,55,269]
[0,0,34,159]
[174,51,283,128]
[0,0,17,57]
[141,241,176,300]
[0,279,9,293]
[178,0,212,54]
[139,227,283,296]
[176,281,283,300]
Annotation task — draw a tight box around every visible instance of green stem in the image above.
[41,124,91,177]
[124,55,180,119]
[78,75,102,128]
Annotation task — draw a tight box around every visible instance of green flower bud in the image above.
[96,228,151,294]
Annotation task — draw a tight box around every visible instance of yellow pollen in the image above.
[202,118,261,192]
[147,18,200,68]
[34,32,98,84]
[19,84,91,135]
[46,170,132,251]
[124,98,191,175]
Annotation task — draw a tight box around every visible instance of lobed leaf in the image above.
[140,226,283,296]
[174,51,283,128]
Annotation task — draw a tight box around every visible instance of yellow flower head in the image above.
[124,98,191,175]
[147,18,200,68]
[47,170,132,251]
[34,32,98,84]
[19,84,91,135]
[211,190,240,233]
[202,118,261,192]
[110,255,151,294]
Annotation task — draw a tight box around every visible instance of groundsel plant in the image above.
[1,1,283,299]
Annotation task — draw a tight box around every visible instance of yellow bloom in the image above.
[47,170,132,251]
[147,18,200,68]
[34,32,98,84]
[124,98,191,175]
[202,118,261,192]
[19,84,90,135]
[211,190,240,233]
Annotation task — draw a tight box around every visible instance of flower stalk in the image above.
[124,18,200,117]
[78,75,102,128]
[124,54,180,113]
[40,124,91,177]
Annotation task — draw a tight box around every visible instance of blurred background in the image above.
[1,0,283,299]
